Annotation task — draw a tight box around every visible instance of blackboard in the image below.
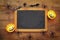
[17,10,45,29]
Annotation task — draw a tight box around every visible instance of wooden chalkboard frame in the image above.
[14,8,47,32]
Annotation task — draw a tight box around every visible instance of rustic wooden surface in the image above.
[0,0,60,40]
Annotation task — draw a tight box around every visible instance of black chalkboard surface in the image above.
[17,10,45,29]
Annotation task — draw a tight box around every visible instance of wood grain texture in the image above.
[0,0,60,40]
